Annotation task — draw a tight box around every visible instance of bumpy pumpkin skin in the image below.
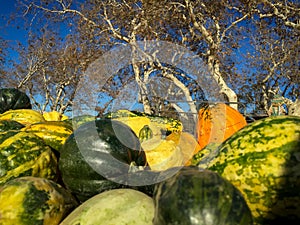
[198,116,300,224]
[0,176,78,225]
[153,166,253,225]
[0,88,32,114]
[196,103,247,149]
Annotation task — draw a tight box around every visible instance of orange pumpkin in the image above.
[196,103,247,149]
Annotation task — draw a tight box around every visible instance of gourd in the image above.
[58,119,148,202]
[153,166,253,225]
[0,176,78,225]
[0,88,31,114]
[104,109,183,141]
[196,103,247,149]
[43,111,69,121]
[197,115,300,224]
[0,109,45,125]
[60,188,154,225]
[21,121,73,152]
[0,131,58,185]
[104,110,188,170]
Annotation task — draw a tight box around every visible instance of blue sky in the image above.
[0,1,26,43]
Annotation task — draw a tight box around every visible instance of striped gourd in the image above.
[0,109,45,125]
[0,131,58,185]
[197,116,300,224]
[0,176,78,225]
[21,121,73,152]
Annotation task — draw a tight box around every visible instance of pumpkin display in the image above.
[21,121,73,152]
[153,166,253,225]
[0,176,78,225]
[104,109,183,141]
[58,119,149,202]
[197,116,300,224]
[0,88,31,114]
[43,111,69,121]
[104,110,188,171]
[60,188,155,225]
[0,109,45,125]
[196,103,247,149]
[0,131,58,185]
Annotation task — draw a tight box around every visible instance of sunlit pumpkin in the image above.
[196,103,247,149]
[166,131,201,166]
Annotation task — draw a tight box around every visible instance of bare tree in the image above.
[235,0,299,115]
[2,0,299,118]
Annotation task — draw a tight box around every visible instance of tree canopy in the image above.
[0,0,299,118]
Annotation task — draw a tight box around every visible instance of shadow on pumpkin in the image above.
[261,141,300,225]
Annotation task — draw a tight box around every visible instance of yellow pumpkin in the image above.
[43,111,69,121]
[0,109,45,125]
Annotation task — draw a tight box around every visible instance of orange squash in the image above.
[196,103,247,149]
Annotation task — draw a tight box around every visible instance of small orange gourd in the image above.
[196,103,247,149]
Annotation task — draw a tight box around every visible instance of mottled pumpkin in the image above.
[196,103,247,149]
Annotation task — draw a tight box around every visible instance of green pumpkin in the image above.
[0,88,31,114]
[197,116,300,224]
[153,166,253,225]
[59,119,150,202]
[0,176,78,225]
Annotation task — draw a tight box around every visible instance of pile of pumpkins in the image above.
[0,88,299,225]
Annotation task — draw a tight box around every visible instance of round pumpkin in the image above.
[60,188,154,225]
[58,119,150,202]
[153,166,253,225]
[196,103,247,149]
[0,88,31,114]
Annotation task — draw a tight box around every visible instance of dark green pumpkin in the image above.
[153,166,253,225]
[59,119,150,202]
[0,88,32,114]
